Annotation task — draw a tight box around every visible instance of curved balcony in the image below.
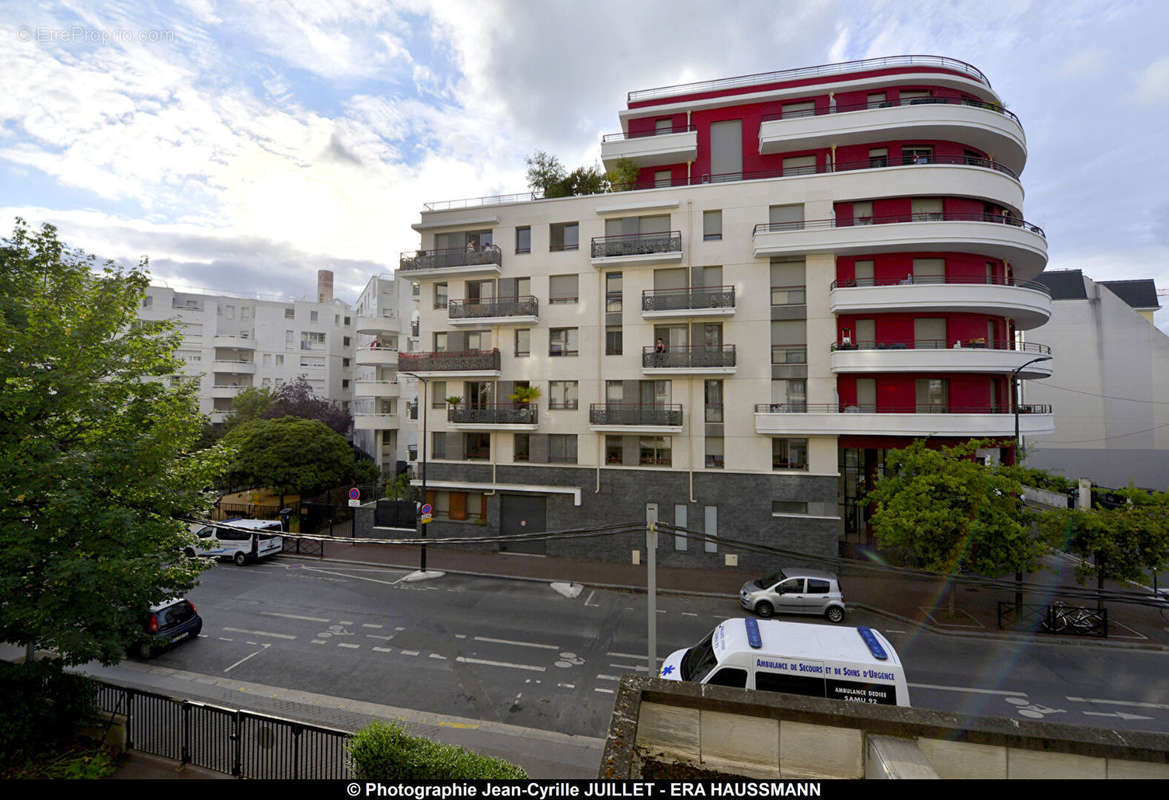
[398,349,501,378]
[588,403,684,433]
[831,277,1052,330]
[355,316,398,335]
[448,403,538,431]
[212,334,256,350]
[758,98,1025,175]
[829,340,1053,378]
[601,125,698,170]
[641,286,735,319]
[399,244,503,279]
[356,346,399,367]
[354,413,400,430]
[753,212,1047,277]
[753,403,1054,438]
[354,381,401,399]
[642,345,736,374]
[211,359,256,375]
[590,231,683,267]
[448,296,538,326]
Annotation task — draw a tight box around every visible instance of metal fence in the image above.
[95,681,353,778]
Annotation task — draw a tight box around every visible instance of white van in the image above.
[659,617,911,707]
[187,519,284,565]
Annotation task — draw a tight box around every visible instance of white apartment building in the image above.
[351,273,421,470]
[140,272,356,425]
[1026,270,1168,489]
[399,55,1052,565]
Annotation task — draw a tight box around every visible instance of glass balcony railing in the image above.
[399,244,502,272]
[589,403,683,427]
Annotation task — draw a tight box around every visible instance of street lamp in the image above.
[399,370,428,572]
[1012,355,1053,463]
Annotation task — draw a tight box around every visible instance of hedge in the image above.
[348,720,528,779]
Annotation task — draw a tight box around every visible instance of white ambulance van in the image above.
[186,518,284,565]
[658,617,911,707]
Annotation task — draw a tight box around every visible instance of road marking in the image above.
[455,656,545,673]
[362,624,383,629]
[223,627,296,640]
[366,634,394,641]
[339,620,354,625]
[910,682,1027,697]
[584,591,599,607]
[311,640,327,646]
[597,674,620,681]
[455,634,467,639]
[1083,710,1154,720]
[429,653,447,660]
[224,643,270,673]
[681,612,698,617]
[474,635,559,651]
[657,609,666,615]
[372,647,393,653]
[610,663,651,672]
[246,641,257,646]
[401,650,420,656]
[607,651,665,663]
[594,688,614,694]
[301,567,403,587]
[218,637,234,642]
[558,683,575,689]
[395,627,406,632]
[338,643,359,649]
[884,629,908,635]
[1068,696,1169,710]
[260,612,330,623]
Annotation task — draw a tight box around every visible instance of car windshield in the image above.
[680,628,720,682]
[755,569,786,589]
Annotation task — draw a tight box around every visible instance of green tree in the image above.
[222,385,276,435]
[220,416,368,502]
[0,220,233,665]
[525,151,611,198]
[867,440,1047,577]
[606,157,641,191]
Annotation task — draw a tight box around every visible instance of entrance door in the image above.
[500,494,546,554]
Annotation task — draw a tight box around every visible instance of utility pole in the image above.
[647,518,657,677]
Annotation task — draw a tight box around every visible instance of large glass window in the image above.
[549,381,578,409]
[465,433,490,461]
[703,210,722,241]
[772,438,809,470]
[549,328,578,357]
[606,272,623,311]
[639,437,671,466]
[434,282,448,309]
[515,226,531,254]
[548,435,577,464]
[549,274,579,304]
[514,434,530,462]
[550,222,579,251]
[605,435,623,464]
[915,378,948,413]
[704,379,724,423]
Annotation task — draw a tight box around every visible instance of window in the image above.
[263,353,273,367]
[514,434,530,462]
[342,357,350,367]
[704,379,724,422]
[300,331,326,350]
[706,668,747,688]
[911,198,943,222]
[771,319,806,364]
[435,229,492,250]
[768,203,804,231]
[548,381,578,409]
[549,274,579,304]
[704,506,718,553]
[141,295,153,309]
[515,226,531,254]
[770,258,806,305]
[309,310,318,322]
[432,431,447,459]
[514,329,531,357]
[772,438,809,470]
[654,169,671,187]
[900,89,931,103]
[782,100,815,118]
[654,118,674,135]
[674,505,687,551]
[605,436,623,465]
[434,282,448,309]
[772,501,809,516]
[344,316,350,326]
[868,148,888,168]
[782,155,817,176]
[431,381,446,408]
[433,332,447,352]
[550,222,579,252]
[915,378,948,413]
[854,260,874,287]
[866,92,887,109]
[465,433,490,460]
[605,326,623,356]
[342,379,350,389]
[275,354,284,366]
[914,318,946,350]
[705,437,724,469]
[284,307,295,319]
[605,272,623,311]
[703,210,722,241]
[709,119,742,181]
[902,145,934,165]
[852,202,873,226]
[343,336,351,347]
[639,437,671,466]
[549,328,578,357]
[549,435,577,464]
[755,671,825,698]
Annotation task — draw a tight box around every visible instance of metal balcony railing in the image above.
[398,349,501,372]
[601,124,698,142]
[753,403,1052,414]
[641,286,734,312]
[448,403,538,425]
[830,338,1051,354]
[590,231,682,259]
[448,296,538,320]
[642,345,736,369]
[753,212,1045,239]
[759,94,1020,128]
[831,276,1052,295]
[399,244,502,272]
[589,403,683,427]
[771,345,808,365]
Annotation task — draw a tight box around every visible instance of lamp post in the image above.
[1012,355,1053,464]
[400,370,428,572]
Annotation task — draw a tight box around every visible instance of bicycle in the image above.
[1042,601,1102,634]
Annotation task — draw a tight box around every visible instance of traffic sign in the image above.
[421,503,432,515]
[349,488,361,500]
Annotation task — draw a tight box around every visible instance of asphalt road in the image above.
[147,555,1169,738]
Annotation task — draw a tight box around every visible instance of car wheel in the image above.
[233,551,248,566]
[825,606,845,624]
[755,601,774,619]
[137,642,154,660]
[183,548,196,558]
[192,622,203,639]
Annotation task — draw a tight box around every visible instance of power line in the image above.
[1035,383,1169,405]
[1047,419,1169,444]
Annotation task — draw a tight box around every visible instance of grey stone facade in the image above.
[393,462,839,570]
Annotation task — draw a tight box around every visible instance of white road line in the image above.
[366,634,394,641]
[559,683,575,689]
[401,650,420,656]
[338,643,360,649]
[372,647,393,653]
[223,644,270,674]
[609,663,651,672]
[429,653,447,660]
[395,626,406,632]
[339,620,354,625]
[223,627,296,640]
[218,637,234,642]
[584,591,598,607]
[1067,696,1169,710]
[656,609,666,615]
[596,674,620,681]
[594,688,614,694]
[311,640,327,646]
[681,612,698,617]
[473,635,559,651]
[362,624,383,629]
[246,641,257,646]
[260,612,330,623]
[301,567,403,587]
[607,651,665,662]
[456,656,545,673]
[909,682,1027,697]
[455,634,467,639]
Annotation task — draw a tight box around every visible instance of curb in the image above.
[280,554,1169,651]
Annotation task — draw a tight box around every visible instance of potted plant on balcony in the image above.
[509,385,541,421]
[445,395,462,409]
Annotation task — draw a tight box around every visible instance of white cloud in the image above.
[1060,49,1106,78]
[1137,56,1169,103]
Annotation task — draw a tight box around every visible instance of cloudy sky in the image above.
[1,0,1167,329]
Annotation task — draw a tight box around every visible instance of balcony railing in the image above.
[831,276,1051,294]
[830,338,1051,353]
[422,193,541,212]
[589,403,683,427]
[399,244,502,272]
[448,296,538,320]
[449,403,538,425]
[398,349,501,372]
[771,345,808,365]
[760,94,1021,128]
[642,345,736,369]
[641,286,735,312]
[627,55,993,104]
[754,212,1045,239]
[753,403,1052,414]
[601,124,698,142]
[590,231,683,259]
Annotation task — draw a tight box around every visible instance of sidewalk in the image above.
[297,537,1169,648]
[111,752,230,780]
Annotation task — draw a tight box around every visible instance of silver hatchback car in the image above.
[739,568,846,623]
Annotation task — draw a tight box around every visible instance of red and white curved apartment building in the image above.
[401,55,1052,562]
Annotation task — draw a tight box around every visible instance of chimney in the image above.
[317,269,334,303]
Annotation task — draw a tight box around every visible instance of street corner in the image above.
[401,569,446,583]
[550,582,583,599]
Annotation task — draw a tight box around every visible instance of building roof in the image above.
[1100,279,1161,311]
[1033,269,1087,300]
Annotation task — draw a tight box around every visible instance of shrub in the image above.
[348,721,527,779]
[0,662,98,766]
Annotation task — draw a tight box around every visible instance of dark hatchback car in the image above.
[136,597,202,659]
